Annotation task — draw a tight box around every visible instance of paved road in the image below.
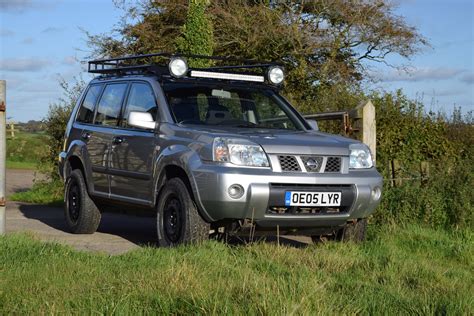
[5,169,310,254]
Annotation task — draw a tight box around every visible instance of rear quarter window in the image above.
[76,85,102,123]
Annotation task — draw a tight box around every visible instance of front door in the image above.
[109,82,158,204]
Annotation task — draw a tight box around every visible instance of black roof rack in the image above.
[88,52,280,77]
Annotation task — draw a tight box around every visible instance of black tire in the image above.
[156,178,209,247]
[338,219,367,242]
[311,219,367,243]
[64,169,101,234]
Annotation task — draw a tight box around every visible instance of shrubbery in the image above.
[370,91,473,230]
[41,78,85,180]
[374,162,473,230]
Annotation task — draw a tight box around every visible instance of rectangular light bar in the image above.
[190,70,265,82]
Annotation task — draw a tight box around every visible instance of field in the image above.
[0,225,472,314]
[6,131,48,170]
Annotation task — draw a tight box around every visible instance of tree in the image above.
[86,0,427,113]
[176,0,214,67]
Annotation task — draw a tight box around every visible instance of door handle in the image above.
[113,136,124,144]
[81,132,91,140]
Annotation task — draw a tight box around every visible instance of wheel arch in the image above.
[64,154,93,194]
[153,164,212,222]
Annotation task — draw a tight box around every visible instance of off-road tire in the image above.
[64,169,101,234]
[156,178,210,247]
[311,219,367,243]
[338,218,367,242]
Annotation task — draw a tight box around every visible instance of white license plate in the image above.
[285,191,341,207]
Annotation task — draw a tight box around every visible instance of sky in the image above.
[0,0,473,122]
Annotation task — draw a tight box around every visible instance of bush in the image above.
[373,163,473,230]
[41,77,85,180]
[370,92,473,230]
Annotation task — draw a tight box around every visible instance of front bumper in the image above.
[190,163,383,228]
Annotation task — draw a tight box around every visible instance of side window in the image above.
[95,83,128,126]
[121,82,157,128]
[76,85,102,123]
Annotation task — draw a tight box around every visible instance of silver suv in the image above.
[59,53,382,246]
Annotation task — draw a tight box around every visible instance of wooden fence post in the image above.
[420,161,429,185]
[352,100,376,163]
[7,121,14,138]
[392,159,402,187]
[0,80,6,235]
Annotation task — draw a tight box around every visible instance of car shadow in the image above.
[17,203,311,249]
[17,203,158,247]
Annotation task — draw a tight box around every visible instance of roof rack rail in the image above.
[88,52,280,77]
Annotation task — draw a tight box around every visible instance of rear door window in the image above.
[94,83,128,126]
[76,85,102,123]
[121,82,157,128]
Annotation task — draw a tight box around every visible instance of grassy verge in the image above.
[5,160,37,170]
[0,225,472,314]
[9,180,63,206]
[6,131,48,170]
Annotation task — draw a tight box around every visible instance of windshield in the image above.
[163,83,306,130]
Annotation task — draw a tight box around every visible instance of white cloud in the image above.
[460,73,474,84]
[62,56,77,66]
[0,0,34,12]
[41,26,63,34]
[378,67,465,82]
[21,37,34,44]
[0,28,15,37]
[423,88,466,97]
[0,0,60,13]
[0,58,51,72]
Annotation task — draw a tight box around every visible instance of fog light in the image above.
[371,187,381,201]
[228,184,244,199]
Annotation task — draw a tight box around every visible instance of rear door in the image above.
[74,84,106,193]
[87,82,129,196]
[109,81,158,204]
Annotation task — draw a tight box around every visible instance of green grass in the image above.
[0,225,472,314]
[6,131,48,170]
[9,180,63,206]
[5,160,37,169]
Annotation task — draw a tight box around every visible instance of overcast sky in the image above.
[0,0,473,122]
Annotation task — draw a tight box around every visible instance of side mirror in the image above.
[128,111,156,130]
[307,119,318,131]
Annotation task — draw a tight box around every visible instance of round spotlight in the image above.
[268,66,284,85]
[228,184,245,199]
[169,57,188,77]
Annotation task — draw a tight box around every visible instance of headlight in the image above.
[349,144,373,169]
[213,137,269,167]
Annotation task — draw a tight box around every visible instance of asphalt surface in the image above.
[5,169,310,254]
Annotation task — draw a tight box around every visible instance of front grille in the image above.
[278,155,301,172]
[277,155,342,173]
[325,157,341,172]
